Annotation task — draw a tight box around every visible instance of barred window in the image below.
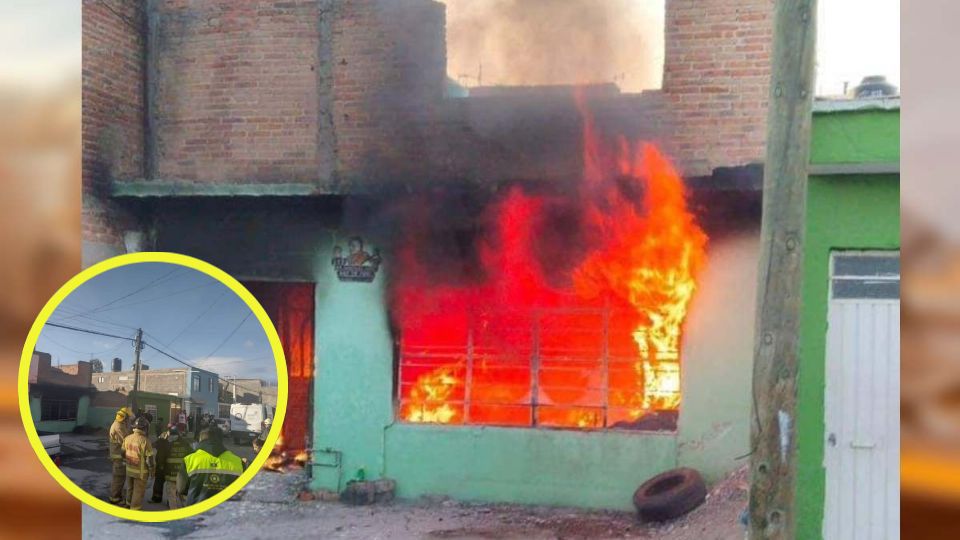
[192,374,201,392]
[40,398,78,421]
[397,308,680,431]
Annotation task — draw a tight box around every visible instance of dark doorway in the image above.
[243,281,315,454]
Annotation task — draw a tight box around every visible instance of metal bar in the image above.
[531,310,540,427]
[465,324,474,424]
[602,307,610,428]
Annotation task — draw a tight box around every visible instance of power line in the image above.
[198,311,253,364]
[59,267,180,321]
[42,320,268,397]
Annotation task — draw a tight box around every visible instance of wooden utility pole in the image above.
[131,328,144,413]
[748,1,817,539]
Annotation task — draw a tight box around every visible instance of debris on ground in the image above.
[83,464,749,539]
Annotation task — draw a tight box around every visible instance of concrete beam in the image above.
[808,161,900,176]
[111,181,330,198]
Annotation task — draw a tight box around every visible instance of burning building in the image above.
[83,0,768,509]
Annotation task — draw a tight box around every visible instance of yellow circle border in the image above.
[17,252,288,522]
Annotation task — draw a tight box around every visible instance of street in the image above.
[60,431,257,512]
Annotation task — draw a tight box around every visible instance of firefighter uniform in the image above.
[123,418,155,510]
[108,408,132,505]
[177,429,244,505]
[159,431,191,509]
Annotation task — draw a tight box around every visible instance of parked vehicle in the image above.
[37,431,62,467]
[214,417,231,435]
[229,403,274,445]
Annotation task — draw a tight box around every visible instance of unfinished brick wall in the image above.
[663,0,773,176]
[331,0,446,188]
[93,369,187,395]
[81,0,145,255]
[153,0,321,182]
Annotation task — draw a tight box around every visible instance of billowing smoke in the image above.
[440,0,664,92]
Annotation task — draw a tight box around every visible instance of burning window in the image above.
[393,93,706,431]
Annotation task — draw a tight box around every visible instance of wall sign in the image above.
[332,236,382,283]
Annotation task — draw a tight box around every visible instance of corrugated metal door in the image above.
[823,252,900,540]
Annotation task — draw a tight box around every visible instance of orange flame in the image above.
[397,91,707,428]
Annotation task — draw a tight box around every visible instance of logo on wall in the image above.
[332,236,382,283]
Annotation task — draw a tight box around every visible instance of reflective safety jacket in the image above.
[123,429,155,479]
[178,443,244,505]
[161,438,192,481]
[108,420,130,462]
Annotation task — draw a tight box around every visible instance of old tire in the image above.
[633,467,706,522]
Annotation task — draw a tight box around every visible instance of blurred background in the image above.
[0,1,81,538]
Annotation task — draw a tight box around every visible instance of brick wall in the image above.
[81,0,146,257]
[331,0,446,188]
[663,0,773,176]
[153,0,321,182]
[90,1,773,188]
[93,369,187,396]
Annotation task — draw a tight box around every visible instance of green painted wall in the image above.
[31,394,89,433]
[677,231,759,482]
[385,425,676,510]
[88,407,119,429]
[795,106,900,539]
[154,198,760,509]
[312,247,395,491]
[809,109,900,165]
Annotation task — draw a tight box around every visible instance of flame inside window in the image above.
[394,93,707,430]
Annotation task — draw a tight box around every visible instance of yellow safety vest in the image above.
[182,448,244,504]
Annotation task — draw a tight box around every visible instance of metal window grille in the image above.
[40,398,78,421]
[397,307,680,431]
[831,252,900,300]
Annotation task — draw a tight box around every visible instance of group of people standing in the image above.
[107,407,245,511]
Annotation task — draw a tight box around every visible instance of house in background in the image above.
[92,366,219,419]
[219,378,278,408]
[28,352,95,433]
[87,390,184,430]
[795,98,900,538]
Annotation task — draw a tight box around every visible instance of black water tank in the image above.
[112,357,122,372]
[852,75,899,98]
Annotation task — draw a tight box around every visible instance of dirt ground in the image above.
[82,464,749,539]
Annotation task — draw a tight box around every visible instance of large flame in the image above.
[395,92,707,429]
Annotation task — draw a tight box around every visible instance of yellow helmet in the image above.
[117,407,133,419]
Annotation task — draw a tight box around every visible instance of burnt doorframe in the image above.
[239,277,317,452]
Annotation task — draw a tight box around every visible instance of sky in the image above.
[36,263,277,382]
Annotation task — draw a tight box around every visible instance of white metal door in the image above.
[824,252,900,540]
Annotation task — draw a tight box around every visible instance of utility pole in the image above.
[748,1,817,539]
[131,328,144,413]
[232,376,237,402]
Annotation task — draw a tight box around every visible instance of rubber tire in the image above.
[632,467,707,522]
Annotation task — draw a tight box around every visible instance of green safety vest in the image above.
[182,448,244,504]
[164,439,192,481]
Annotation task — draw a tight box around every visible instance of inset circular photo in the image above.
[18,253,287,522]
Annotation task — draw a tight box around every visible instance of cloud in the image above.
[191,356,276,380]
[243,339,254,349]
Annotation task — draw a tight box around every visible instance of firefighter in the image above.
[123,416,155,510]
[108,407,133,505]
[155,425,191,509]
[252,417,272,453]
[177,426,244,505]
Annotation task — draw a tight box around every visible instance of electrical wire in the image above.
[58,267,180,321]
[41,321,269,397]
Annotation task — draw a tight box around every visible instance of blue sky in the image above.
[36,263,276,382]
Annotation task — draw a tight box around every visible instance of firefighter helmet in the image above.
[133,416,149,431]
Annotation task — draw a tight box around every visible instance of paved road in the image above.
[61,431,258,512]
